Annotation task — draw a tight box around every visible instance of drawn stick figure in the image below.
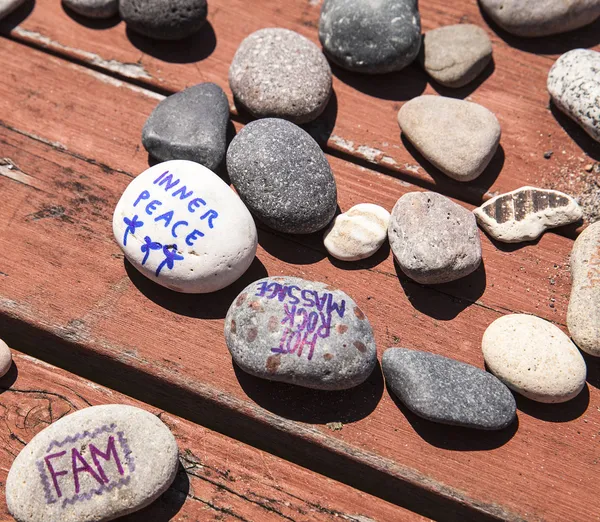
[156,244,184,277]
[140,236,162,265]
[122,215,144,246]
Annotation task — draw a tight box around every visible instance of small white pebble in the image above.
[0,339,12,377]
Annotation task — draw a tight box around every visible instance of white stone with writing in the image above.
[113,160,258,293]
[6,404,179,522]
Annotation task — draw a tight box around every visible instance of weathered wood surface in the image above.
[1,0,599,207]
[0,38,599,521]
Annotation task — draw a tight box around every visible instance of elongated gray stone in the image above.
[382,348,517,430]
[0,0,26,19]
[225,276,377,390]
[63,0,118,18]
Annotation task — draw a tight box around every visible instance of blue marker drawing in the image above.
[156,244,184,277]
[123,215,144,246]
[140,236,162,265]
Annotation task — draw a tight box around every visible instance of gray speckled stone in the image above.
[0,0,26,19]
[227,118,337,234]
[382,348,516,430]
[479,0,600,37]
[63,0,118,18]
[229,28,332,124]
[548,49,600,144]
[120,0,207,40]
[225,277,377,390]
[319,0,421,74]
[422,24,492,88]
[142,83,229,171]
[388,192,482,284]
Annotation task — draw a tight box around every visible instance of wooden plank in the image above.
[1,0,599,206]
[0,351,419,522]
[0,40,598,521]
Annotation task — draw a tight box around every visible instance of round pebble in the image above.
[398,95,501,182]
[225,276,377,390]
[226,118,337,234]
[229,28,332,124]
[388,192,482,284]
[63,0,118,18]
[6,404,179,522]
[323,203,390,261]
[0,339,12,378]
[482,314,587,403]
[382,348,516,430]
[113,160,257,293]
[319,0,421,74]
[120,0,208,40]
[142,83,230,171]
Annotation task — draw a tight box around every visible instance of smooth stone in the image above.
[142,83,229,171]
[226,118,337,234]
[482,314,587,403]
[0,338,12,378]
[382,348,516,430]
[225,276,377,390]
[119,0,207,40]
[398,95,501,182]
[319,0,421,74]
[6,404,178,522]
[474,186,583,243]
[568,222,600,356]
[323,203,390,261]
[63,0,118,18]
[479,0,600,37]
[388,192,482,284]
[229,28,332,124]
[0,0,26,19]
[421,24,492,88]
[112,160,257,293]
[548,49,600,144]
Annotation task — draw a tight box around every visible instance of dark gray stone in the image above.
[225,276,377,390]
[319,0,421,74]
[226,118,337,234]
[142,83,229,171]
[63,0,118,18]
[120,0,207,40]
[382,348,517,430]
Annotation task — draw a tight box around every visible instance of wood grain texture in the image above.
[0,38,599,521]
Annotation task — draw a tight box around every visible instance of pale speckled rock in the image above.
[388,192,482,284]
[229,28,332,124]
[319,0,421,74]
[225,276,377,390]
[113,160,257,293]
[421,24,492,88]
[63,0,118,18]
[568,222,600,356]
[398,96,501,182]
[548,49,600,144]
[474,186,583,243]
[323,203,390,261]
[6,404,179,522]
[382,348,516,430]
[0,0,26,19]
[0,338,11,378]
[479,0,600,37]
[482,314,587,403]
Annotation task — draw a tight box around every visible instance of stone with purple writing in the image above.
[6,404,179,522]
[225,276,377,390]
[113,160,257,293]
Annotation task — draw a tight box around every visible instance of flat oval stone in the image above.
[398,95,501,181]
[382,348,516,430]
[63,0,118,18]
[6,404,178,522]
[388,192,482,284]
[0,0,26,19]
[568,222,600,356]
[482,314,587,403]
[142,83,230,171]
[324,203,390,261]
[113,160,257,293]
[225,276,377,390]
[548,49,600,144]
[0,338,11,377]
[480,0,600,37]
[319,0,421,74]
[226,118,337,234]
[120,0,207,40]
[474,186,583,243]
[229,28,332,124]
[421,24,492,88]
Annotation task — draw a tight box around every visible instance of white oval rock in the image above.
[0,338,12,377]
[323,203,390,261]
[113,160,258,293]
[6,404,179,522]
[482,314,587,403]
[473,186,582,243]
